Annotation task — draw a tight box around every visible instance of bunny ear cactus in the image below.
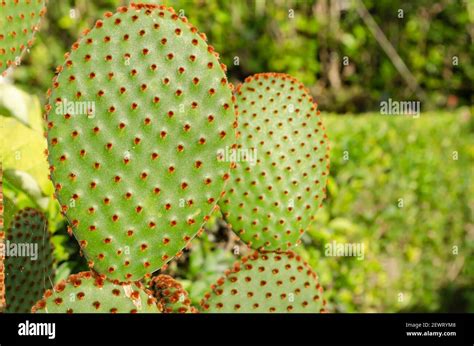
[32,271,161,313]
[3,208,54,312]
[45,3,236,282]
[148,274,196,313]
[0,0,48,76]
[200,251,328,313]
[219,73,330,251]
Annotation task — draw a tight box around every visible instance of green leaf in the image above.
[0,84,42,130]
[0,116,51,195]
[2,195,18,229]
[54,262,74,284]
[51,234,75,263]
[3,169,49,209]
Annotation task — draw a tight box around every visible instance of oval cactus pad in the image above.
[46,4,235,282]
[32,271,161,313]
[0,0,48,76]
[4,208,54,312]
[220,73,330,251]
[200,251,328,313]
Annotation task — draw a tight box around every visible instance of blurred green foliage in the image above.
[9,0,474,113]
[301,108,473,312]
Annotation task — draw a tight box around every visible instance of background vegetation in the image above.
[1,0,473,312]
[10,0,474,112]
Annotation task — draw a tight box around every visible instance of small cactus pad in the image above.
[0,0,48,76]
[220,73,330,251]
[148,274,196,313]
[46,4,236,282]
[32,271,161,313]
[200,251,328,313]
[4,208,54,312]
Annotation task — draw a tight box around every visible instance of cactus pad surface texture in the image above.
[4,208,54,312]
[220,73,330,251]
[45,4,236,282]
[32,271,161,313]
[148,274,196,313]
[0,0,48,75]
[200,251,328,313]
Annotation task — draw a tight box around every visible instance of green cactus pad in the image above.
[0,0,48,76]
[200,251,328,313]
[32,271,161,313]
[148,274,196,313]
[45,4,236,282]
[4,208,54,312]
[220,73,330,251]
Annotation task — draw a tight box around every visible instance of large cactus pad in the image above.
[46,4,236,282]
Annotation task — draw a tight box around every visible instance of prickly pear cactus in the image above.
[220,73,330,251]
[148,274,196,313]
[200,251,328,313]
[32,271,161,313]
[4,208,54,312]
[45,4,236,282]
[0,168,4,312]
[0,0,48,76]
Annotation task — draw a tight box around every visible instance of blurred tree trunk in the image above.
[353,0,425,100]
[316,0,342,91]
[328,0,342,90]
